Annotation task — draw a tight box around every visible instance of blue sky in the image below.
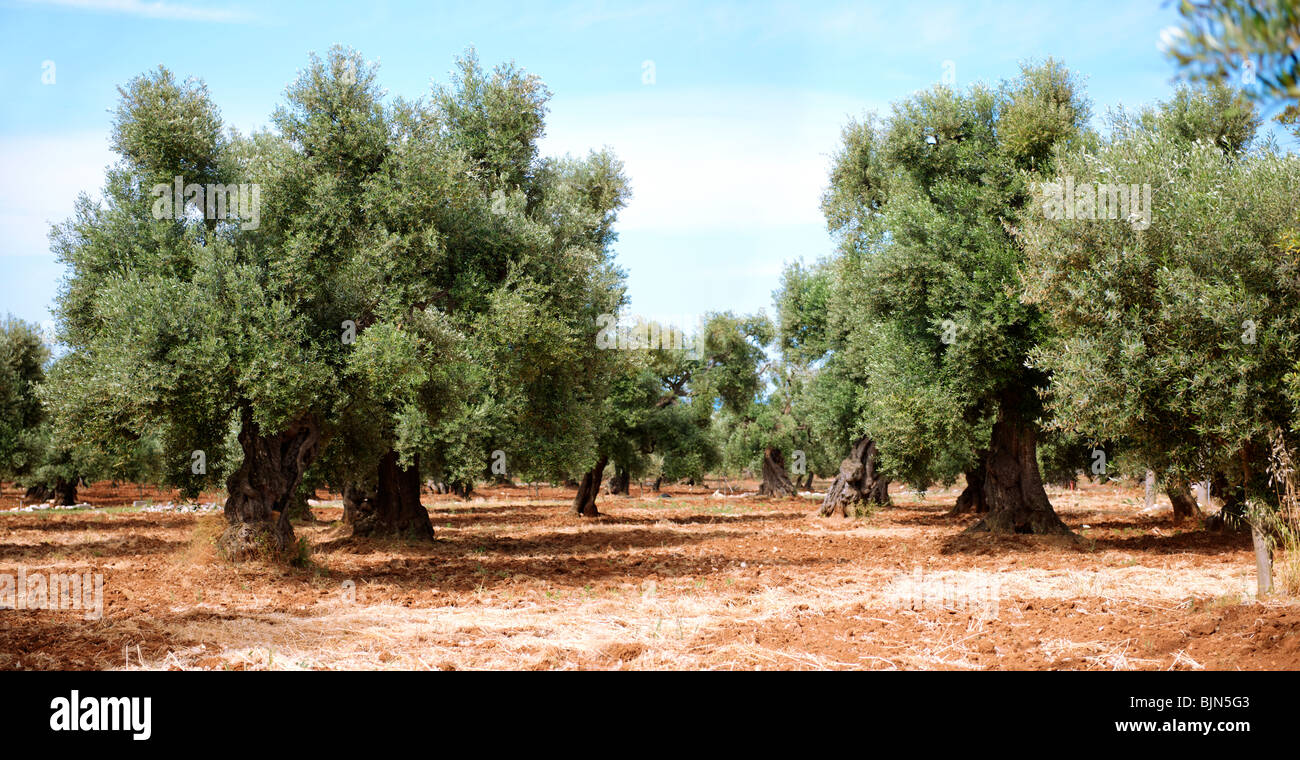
[0,0,1287,335]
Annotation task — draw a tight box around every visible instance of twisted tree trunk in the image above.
[348,451,434,540]
[758,447,798,497]
[820,437,890,517]
[965,392,1071,535]
[23,478,78,505]
[1166,478,1201,523]
[219,407,322,560]
[574,454,608,517]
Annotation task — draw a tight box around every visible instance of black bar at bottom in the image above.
[0,671,1285,750]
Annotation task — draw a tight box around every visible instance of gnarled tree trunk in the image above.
[966,394,1071,535]
[758,447,797,497]
[820,437,889,517]
[1166,478,1201,523]
[949,451,988,515]
[348,451,434,540]
[51,477,78,506]
[609,467,630,495]
[25,478,78,505]
[218,407,322,561]
[343,480,374,526]
[574,454,608,517]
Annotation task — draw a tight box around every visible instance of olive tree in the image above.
[1021,86,1300,526]
[1165,0,1300,102]
[820,61,1091,533]
[46,48,629,557]
[0,318,59,501]
[573,322,719,516]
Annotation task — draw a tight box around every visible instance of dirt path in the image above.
[1,480,1295,670]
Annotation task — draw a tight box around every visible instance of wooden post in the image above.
[1251,518,1274,597]
[1144,470,1156,511]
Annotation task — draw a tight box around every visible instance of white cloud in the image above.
[20,0,255,23]
[0,133,115,257]
[1157,25,1186,53]
[540,87,880,233]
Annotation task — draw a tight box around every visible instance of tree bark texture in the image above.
[820,437,890,517]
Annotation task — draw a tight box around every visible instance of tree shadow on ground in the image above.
[425,503,553,528]
[592,511,805,527]
[889,504,976,527]
[938,525,1251,558]
[314,521,729,561]
[318,549,832,594]
[308,519,834,593]
[0,516,193,533]
[880,500,1252,559]
[0,536,187,561]
[1080,529,1252,555]
[0,613,174,670]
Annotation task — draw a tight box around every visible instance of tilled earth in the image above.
[1,479,1296,670]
